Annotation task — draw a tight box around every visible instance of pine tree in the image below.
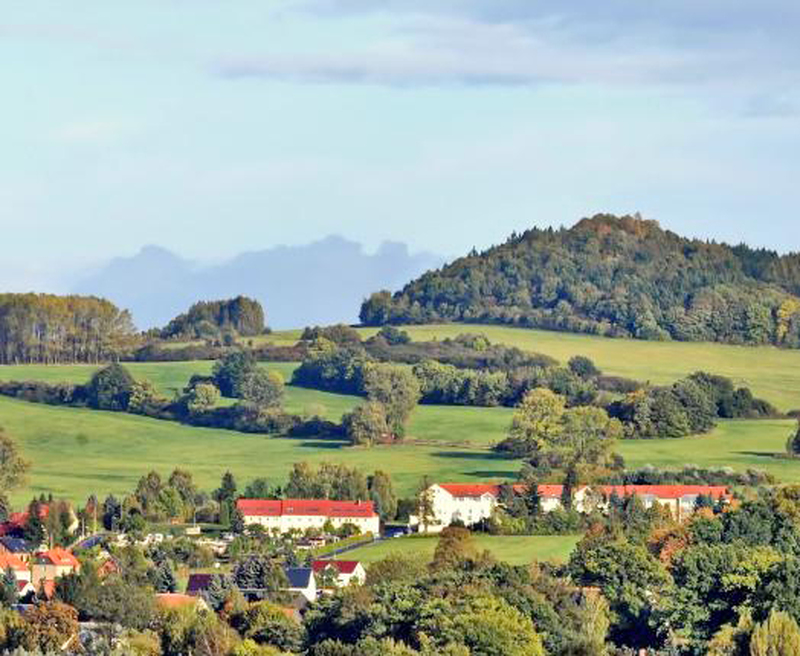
[23,499,46,546]
[150,560,177,593]
[561,466,578,510]
[0,567,18,607]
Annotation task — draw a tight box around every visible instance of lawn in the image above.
[0,395,520,507]
[0,361,511,446]
[345,534,581,566]
[267,324,800,413]
[617,418,799,480]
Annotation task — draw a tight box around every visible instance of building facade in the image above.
[410,482,729,532]
[410,483,592,533]
[237,498,380,535]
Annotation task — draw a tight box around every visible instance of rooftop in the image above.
[237,498,377,519]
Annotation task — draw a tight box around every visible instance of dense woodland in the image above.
[0,294,135,365]
[158,296,266,340]
[360,214,800,348]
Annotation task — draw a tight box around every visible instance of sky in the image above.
[1,1,799,291]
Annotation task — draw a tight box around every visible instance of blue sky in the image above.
[2,1,799,291]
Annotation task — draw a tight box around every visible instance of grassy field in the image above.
[618,419,798,479]
[269,324,800,413]
[345,534,581,566]
[2,326,798,507]
[1,387,795,508]
[0,395,519,506]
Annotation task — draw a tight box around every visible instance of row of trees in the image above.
[359,213,800,348]
[0,293,135,364]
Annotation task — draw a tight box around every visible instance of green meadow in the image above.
[313,324,800,412]
[345,534,581,566]
[0,394,519,507]
[1,324,798,507]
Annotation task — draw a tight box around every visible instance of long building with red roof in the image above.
[411,482,730,532]
[236,498,380,535]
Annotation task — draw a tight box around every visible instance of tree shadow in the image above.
[431,450,511,461]
[464,470,519,478]
[736,451,782,459]
[296,440,347,450]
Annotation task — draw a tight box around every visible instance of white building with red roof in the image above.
[311,559,366,588]
[411,483,592,533]
[0,551,31,585]
[236,499,380,535]
[31,547,81,587]
[597,485,731,521]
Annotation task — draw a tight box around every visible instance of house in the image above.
[598,485,731,521]
[283,567,317,602]
[311,560,366,588]
[237,499,380,536]
[0,552,31,586]
[155,593,209,612]
[0,537,34,564]
[31,548,80,586]
[0,505,78,542]
[410,483,592,533]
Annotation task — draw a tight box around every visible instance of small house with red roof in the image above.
[236,499,380,535]
[0,551,31,586]
[31,547,80,586]
[311,560,366,588]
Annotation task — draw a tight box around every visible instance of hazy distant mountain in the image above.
[73,237,444,330]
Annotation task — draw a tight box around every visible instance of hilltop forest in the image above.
[360,214,800,348]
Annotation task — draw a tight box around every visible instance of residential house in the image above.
[410,483,592,533]
[598,485,731,521]
[283,567,317,602]
[237,499,380,536]
[31,547,80,587]
[311,560,366,588]
[0,537,34,564]
[0,552,31,584]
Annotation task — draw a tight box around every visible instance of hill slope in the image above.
[360,214,800,348]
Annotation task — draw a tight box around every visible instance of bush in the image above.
[87,363,135,411]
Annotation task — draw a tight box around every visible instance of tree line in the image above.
[360,213,800,348]
[0,293,135,364]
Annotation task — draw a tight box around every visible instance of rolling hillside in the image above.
[360,214,800,348]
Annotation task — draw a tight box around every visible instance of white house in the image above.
[237,499,380,536]
[311,560,366,588]
[284,567,318,602]
[410,483,592,533]
[597,485,731,521]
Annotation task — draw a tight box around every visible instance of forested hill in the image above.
[360,214,800,348]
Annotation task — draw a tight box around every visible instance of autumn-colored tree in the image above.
[22,602,79,653]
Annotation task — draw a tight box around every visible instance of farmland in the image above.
[345,534,581,566]
[345,324,800,413]
[1,325,798,506]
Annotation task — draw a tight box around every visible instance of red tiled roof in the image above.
[0,552,27,572]
[312,560,361,575]
[437,483,579,499]
[38,547,80,568]
[598,485,730,500]
[237,498,377,518]
[8,506,49,527]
